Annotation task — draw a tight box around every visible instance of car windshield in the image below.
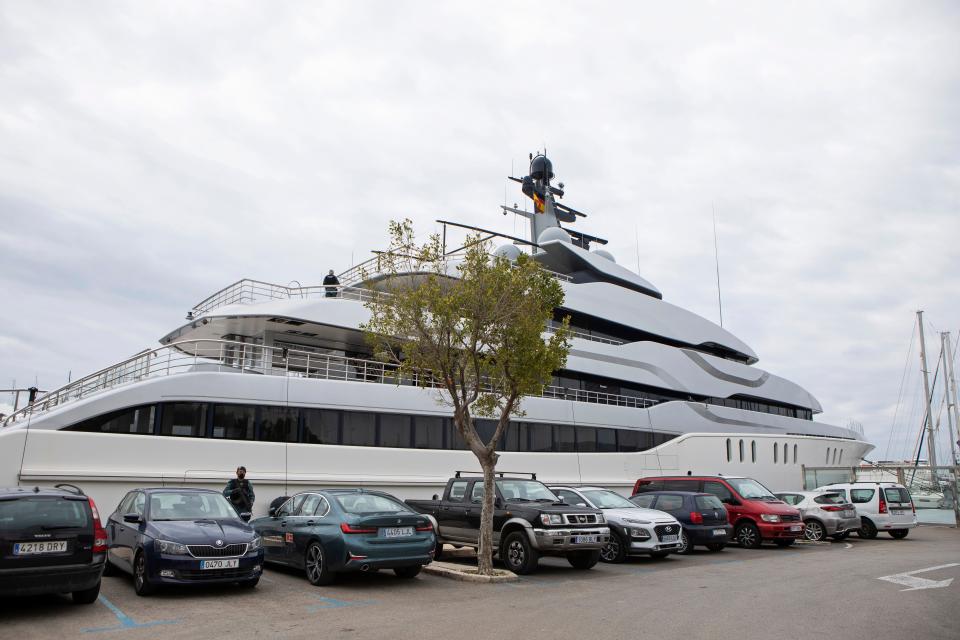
[496,480,558,502]
[335,494,408,514]
[0,497,89,531]
[149,492,238,521]
[582,490,635,509]
[726,478,777,499]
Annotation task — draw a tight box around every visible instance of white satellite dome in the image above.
[592,248,616,263]
[537,226,571,245]
[493,244,522,262]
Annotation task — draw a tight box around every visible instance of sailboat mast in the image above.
[940,331,960,524]
[916,310,939,470]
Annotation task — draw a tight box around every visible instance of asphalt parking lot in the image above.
[2,525,957,640]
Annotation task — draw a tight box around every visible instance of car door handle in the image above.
[280,522,287,527]
[305,521,316,526]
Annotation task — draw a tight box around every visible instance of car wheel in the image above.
[305,542,335,586]
[72,580,100,604]
[774,539,795,547]
[599,531,627,563]
[858,518,878,539]
[705,542,726,552]
[803,519,826,542]
[133,551,155,596]
[831,531,850,541]
[502,531,539,575]
[649,551,669,559]
[735,522,762,549]
[566,550,600,570]
[889,529,909,539]
[432,539,444,562]
[239,577,260,589]
[394,565,422,579]
[676,529,693,554]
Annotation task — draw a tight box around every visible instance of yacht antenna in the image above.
[916,311,939,473]
[713,207,724,328]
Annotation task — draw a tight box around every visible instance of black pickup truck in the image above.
[406,472,610,574]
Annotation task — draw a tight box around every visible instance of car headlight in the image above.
[624,518,651,525]
[629,528,651,539]
[155,539,189,555]
[760,514,781,523]
[249,536,262,551]
[540,514,563,526]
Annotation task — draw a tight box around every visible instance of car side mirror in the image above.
[239,512,252,523]
[557,495,566,503]
[123,513,141,524]
[577,503,587,508]
[432,494,439,501]
[494,497,503,508]
[268,507,278,518]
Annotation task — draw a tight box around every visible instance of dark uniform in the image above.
[223,478,255,514]
[323,272,340,298]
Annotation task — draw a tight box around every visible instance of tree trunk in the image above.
[477,450,498,575]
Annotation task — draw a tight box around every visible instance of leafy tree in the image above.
[361,219,570,575]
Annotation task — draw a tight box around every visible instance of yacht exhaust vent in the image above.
[268,317,305,326]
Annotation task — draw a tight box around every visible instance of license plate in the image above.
[661,534,678,543]
[381,527,414,538]
[892,510,904,515]
[790,525,803,532]
[14,541,68,555]
[844,510,855,517]
[712,529,727,536]
[573,535,599,544]
[200,559,239,570]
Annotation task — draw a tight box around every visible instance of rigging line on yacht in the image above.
[910,348,944,481]
[884,320,917,460]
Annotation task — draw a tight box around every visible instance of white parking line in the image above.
[877,563,959,591]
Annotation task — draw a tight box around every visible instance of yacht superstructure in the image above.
[0,154,873,515]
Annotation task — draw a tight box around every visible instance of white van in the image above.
[815,482,918,539]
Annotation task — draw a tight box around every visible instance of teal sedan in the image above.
[251,489,435,585]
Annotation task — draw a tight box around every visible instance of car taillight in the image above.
[415,522,433,532]
[89,497,109,553]
[690,511,703,524]
[340,522,377,534]
[821,505,844,512]
[878,498,887,514]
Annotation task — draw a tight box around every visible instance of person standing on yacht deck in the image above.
[323,269,340,298]
[223,466,255,514]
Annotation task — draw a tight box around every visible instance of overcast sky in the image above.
[1,1,958,460]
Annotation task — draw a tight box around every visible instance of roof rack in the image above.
[454,470,537,480]
[53,483,86,496]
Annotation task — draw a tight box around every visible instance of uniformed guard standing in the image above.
[223,466,255,514]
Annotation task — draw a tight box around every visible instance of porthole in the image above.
[774,444,778,464]
[793,444,798,464]
[739,439,744,462]
[832,448,838,465]
[751,440,757,463]
[839,449,844,465]
[783,442,788,464]
[826,448,831,465]
[726,438,731,462]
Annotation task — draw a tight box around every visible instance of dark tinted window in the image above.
[212,404,255,440]
[303,409,340,444]
[555,425,575,452]
[695,495,724,510]
[379,414,412,448]
[654,494,684,510]
[703,481,734,503]
[260,406,297,442]
[529,423,552,452]
[67,405,155,435]
[630,495,655,508]
[597,428,617,452]
[883,488,911,504]
[160,402,207,437]
[342,412,376,446]
[618,429,641,452]
[502,422,525,452]
[576,427,597,452]
[663,480,697,491]
[447,422,469,450]
[0,497,90,531]
[635,480,664,492]
[850,489,875,504]
[448,481,468,502]
[413,416,444,449]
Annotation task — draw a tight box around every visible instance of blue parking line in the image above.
[82,595,180,634]
[306,595,376,611]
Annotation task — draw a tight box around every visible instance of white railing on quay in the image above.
[1,339,655,428]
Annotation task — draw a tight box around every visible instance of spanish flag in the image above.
[533,192,545,213]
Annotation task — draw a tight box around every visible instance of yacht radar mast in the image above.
[503,152,606,252]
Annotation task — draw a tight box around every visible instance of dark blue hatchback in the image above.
[105,488,264,596]
[629,491,732,553]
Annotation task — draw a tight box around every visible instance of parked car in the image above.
[0,484,108,604]
[105,488,264,596]
[775,491,859,541]
[407,473,608,574]
[550,486,682,561]
[629,491,731,553]
[814,482,917,539]
[632,476,804,548]
[254,489,434,585]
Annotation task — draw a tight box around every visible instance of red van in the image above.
[632,476,804,548]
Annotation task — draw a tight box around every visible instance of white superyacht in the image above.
[0,154,872,514]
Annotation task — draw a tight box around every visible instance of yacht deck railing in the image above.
[1,339,655,428]
[191,281,384,316]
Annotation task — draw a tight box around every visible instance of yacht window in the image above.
[379,413,412,448]
[447,421,469,450]
[739,439,745,462]
[832,448,838,465]
[619,429,641,453]
[751,440,757,463]
[303,409,340,444]
[529,423,553,452]
[838,449,843,465]
[160,402,207,438]
[342,411,376,447]
[413,416,444,449]
[555,425,576,452]
[783,443,788,465]
[502,421,526,452]
[576,427,598,452]
[793,444,798,464]
[726,439,732,462]
[212,404,255,440]
[67,404,156,435]
[474,419,498,446]
[260,406,297,443]
[597,428,617,452]
[826,448,831,465]
[774,444,778,464]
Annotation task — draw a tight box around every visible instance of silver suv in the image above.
[815,482,917,539]
[775,491,860,541]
